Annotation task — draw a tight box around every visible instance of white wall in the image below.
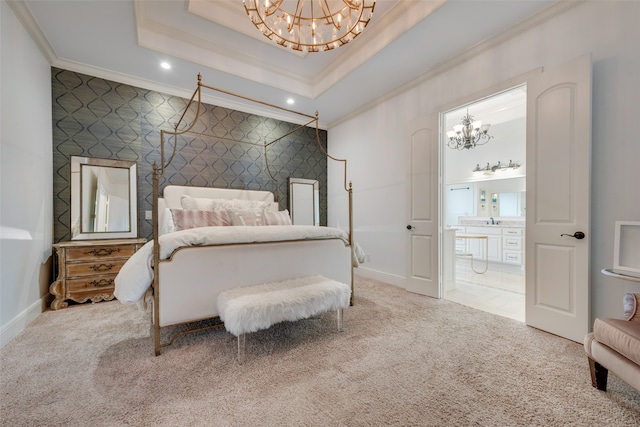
[1,2,53,347]
[328,1,640,319]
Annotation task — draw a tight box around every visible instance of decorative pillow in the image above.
[222,199,270,211]
[228,208,265,226]
[180,195,218,211]
[264,209,292,226]
[181,195,269,212]
[170,208,231,230]
[623,293,640,321]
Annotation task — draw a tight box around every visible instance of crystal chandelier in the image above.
[243,0,376,53]
[447,109,493,150]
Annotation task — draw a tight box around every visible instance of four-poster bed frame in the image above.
[146,74,355,355]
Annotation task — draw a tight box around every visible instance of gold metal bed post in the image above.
[152,78,204,356]
[151,74,354,355]
[313,119,354,305]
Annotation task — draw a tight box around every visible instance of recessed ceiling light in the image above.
[160,62,171,70]
[286,98,294,105]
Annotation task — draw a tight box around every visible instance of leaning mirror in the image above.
[289,177,319,226]
[70,156,137,240]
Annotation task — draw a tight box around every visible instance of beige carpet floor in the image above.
[1,276,639,426]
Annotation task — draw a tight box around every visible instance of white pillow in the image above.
[180,195,218,210]
[181,195,269,212]
[159,208,176,235]
[228,208,265,226]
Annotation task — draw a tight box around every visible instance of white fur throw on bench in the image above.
[217,275,351,337]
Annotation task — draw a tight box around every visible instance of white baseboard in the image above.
[355,267,406,289]
[0,297,44,348]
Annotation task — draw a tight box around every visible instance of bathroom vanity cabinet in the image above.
[451,225,524,267]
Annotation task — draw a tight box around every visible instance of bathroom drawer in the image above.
[465,226,502,235]
[503,251,522,265]
[503,228,523,236]
[503,237,522,250]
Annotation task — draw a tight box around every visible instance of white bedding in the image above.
[114,225,364,306]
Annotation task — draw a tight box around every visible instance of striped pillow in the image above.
[264,209,292,226]
[170,209,231,231]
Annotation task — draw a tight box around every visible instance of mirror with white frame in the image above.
[289,177,319,226]
[71,156,137,240]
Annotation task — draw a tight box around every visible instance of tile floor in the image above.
[445,257,525,322]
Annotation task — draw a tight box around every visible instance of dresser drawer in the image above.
[67,275,116,292]
[66,244,136,261]
[66,259,128,277]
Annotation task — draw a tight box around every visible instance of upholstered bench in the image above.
[584,292,640,392]
[217,275,351,363]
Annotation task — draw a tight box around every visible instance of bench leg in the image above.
[588,357,608,391]
[337,309,344,331]
[237,333,246,364]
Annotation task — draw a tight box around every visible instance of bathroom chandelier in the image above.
[447,109,493,150]
[243,0,376,52]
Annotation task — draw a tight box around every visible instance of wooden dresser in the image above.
[50,238,146,310]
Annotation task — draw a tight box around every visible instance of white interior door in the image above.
[525,54,592,342]
[406,114,440,297]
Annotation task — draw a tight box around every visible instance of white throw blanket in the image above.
[114,225,365,306]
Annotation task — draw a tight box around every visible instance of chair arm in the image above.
[623,293,640,321]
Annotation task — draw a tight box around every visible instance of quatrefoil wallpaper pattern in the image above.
[52,68,327,242]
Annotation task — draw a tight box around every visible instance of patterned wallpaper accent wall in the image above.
[52,68,327,243]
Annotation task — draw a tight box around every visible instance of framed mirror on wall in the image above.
[70,156,137,240]
[289,177,319,226]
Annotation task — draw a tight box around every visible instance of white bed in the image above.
[114,76,357,355]
[114,185,356,355]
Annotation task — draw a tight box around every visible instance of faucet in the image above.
[489,217,495,225]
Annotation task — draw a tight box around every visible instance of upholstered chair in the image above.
[584,293,640,392]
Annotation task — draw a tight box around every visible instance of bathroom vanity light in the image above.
[473,160,520,174]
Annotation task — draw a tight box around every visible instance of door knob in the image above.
[560,231,585,240]
[406,225,413,230]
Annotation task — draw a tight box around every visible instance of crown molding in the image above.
[186,0,308,58]
[312,0,447,97]
[328,0,588,128]
[135,0,315,98]
[49,57,326,129]
[8,0,324,127]
[7,0,57,63]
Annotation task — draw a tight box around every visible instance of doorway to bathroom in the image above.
[442,85,526,322]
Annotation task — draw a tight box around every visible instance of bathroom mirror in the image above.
[289,177,319,226]
[70,156,137,240]
[499,191,525,217]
